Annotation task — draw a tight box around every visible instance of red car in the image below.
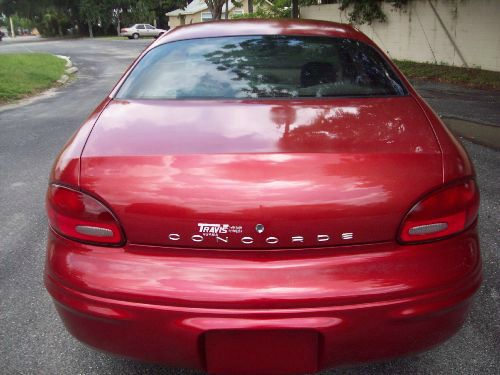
[45,20,481,374]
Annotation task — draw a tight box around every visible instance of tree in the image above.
[339,0,410,24]
[0,0,47,18]
[39,7,69,36]
[80,0,103,37]
[0,0,172,37]
[205,0,226,20]
[232,0,412,24]
[291,0,298,18]
[123,0,187,29]
[231,0,290,19]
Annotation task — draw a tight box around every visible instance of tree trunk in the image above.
[292,0,299,18]
[214,7,222,20]
[9,16,15,38]
[248,0,253,13]
[117,19,121,36]
[88,20,93,38]
[206,0,224,20]
[58,23,63,37]
[225,0,229,19]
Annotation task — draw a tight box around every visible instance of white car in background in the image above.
[120,24,167,39]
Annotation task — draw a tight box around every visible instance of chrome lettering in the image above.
[317,234,330,242]
[181,228,356,245]
[341,232,354,240]
[216,236,228,243]
[168,233,180,241]
[241,236,254,244]
[266,237,279,244]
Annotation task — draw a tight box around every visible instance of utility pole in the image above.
[9,16,15,38]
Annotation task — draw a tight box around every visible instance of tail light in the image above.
[399,178,479,243]
[120,28,128,32]
[47,184,125,246]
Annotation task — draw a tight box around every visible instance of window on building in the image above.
[201,12,212,22]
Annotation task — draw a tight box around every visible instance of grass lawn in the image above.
[0,53,66,103]
[394,60,500,90]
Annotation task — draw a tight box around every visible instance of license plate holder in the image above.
[205,329,319,375]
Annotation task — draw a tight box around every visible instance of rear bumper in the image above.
[45,228,481,373]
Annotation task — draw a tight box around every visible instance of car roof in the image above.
[154,19,371,47]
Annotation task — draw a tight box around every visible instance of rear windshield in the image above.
[117,35,406,100]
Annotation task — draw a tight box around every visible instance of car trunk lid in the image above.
[80,97,442,249]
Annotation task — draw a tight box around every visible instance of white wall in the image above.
[301,0,500,72]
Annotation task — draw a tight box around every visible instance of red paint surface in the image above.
[45,227,480,371]
[45,20,481,373]
[80,97,442,249]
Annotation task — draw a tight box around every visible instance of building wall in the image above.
[301,0,500,71]
[168,13,199,28]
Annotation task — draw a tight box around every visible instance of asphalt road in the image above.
[0,39,499,375]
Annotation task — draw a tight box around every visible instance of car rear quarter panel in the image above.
[409,96,475,183]
[50,98,111,187]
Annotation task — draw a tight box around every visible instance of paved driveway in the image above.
[0,39,498,375]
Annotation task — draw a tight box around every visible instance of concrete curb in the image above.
[55,55,78,83]
[57,75,69,84]
[65,66,78,75]
[56,55,71,67]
